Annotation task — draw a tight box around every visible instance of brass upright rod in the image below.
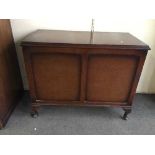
[90,19,95,44]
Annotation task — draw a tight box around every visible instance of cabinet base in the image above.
[0,91,23,129]
[30,104,132,120]
[0,104,17,129]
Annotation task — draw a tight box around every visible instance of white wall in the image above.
[10,19,155,93]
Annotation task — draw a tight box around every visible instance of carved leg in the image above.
[122,108,132,120]
[31,106,39,118]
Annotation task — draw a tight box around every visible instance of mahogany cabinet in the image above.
[21,30,150,120]
[0,19,23,129]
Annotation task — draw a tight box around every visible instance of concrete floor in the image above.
[0,93,155,134]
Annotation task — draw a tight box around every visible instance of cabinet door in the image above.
[86,49,140,104]
[24,47,82,102]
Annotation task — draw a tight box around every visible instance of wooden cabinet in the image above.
[0,20,23,129]
[21,30,150,119]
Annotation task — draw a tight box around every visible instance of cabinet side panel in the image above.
[0,19,23,127]
[0,55,6,119]
[87,54,139,103]
[32,53,81,101]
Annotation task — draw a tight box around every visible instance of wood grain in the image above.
[21,30,150,117]
[0,19,23,129]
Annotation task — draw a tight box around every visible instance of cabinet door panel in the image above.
[32,53,81,101]
[87,54,139,103]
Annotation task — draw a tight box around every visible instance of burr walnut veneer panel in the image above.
[32,53,81,101]
[87,54,138,102]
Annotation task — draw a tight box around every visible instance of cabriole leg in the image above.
[122,108,132,120]
[31,106,39,118]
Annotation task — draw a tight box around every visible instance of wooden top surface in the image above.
[21,30,150,50]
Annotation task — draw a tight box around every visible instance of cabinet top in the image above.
[21,30,150,50]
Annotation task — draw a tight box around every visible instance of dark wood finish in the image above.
[31,106,39,118]
[32,52,81,101]
[122,108,132,120]
[21,30,150,119]
[87,53,139,102]
[22,30,150,50]
[0,19,23,129]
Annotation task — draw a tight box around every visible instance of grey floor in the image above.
[0,93,155,135]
